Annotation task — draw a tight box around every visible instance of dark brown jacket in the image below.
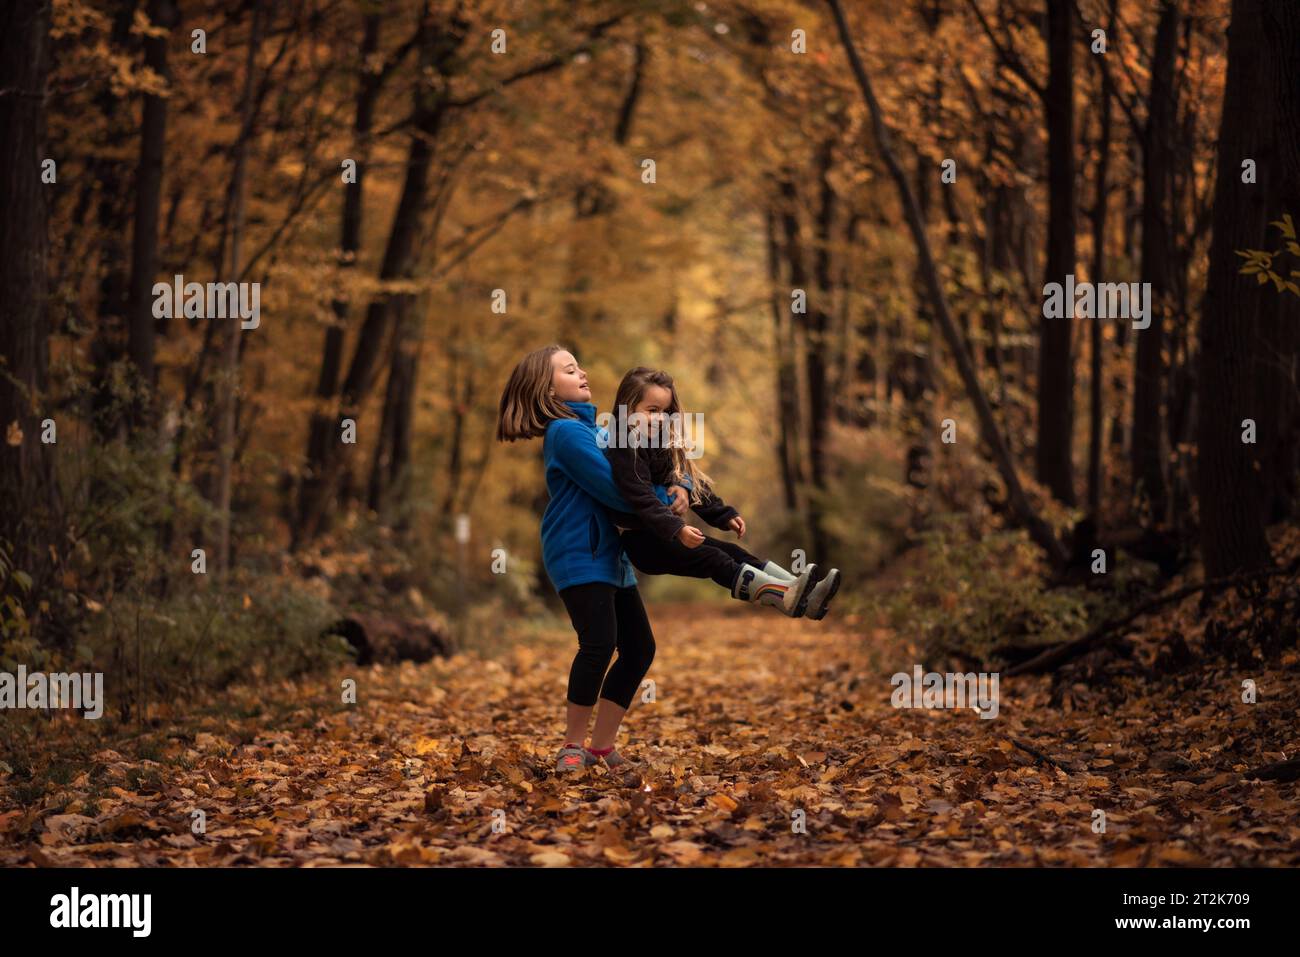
[606,443,739,542]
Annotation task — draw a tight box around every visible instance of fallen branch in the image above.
[1010,738,1070,772]
[1006,557,1300,676]
[1245,758,1300,783]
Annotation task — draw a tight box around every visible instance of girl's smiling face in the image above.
[550,350,591,403]
[632,384,673,426]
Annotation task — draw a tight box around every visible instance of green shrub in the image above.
[1,537,49,676]
[305,510,550,653]
[861,513,1091,666]
[811,424,914,580]
[67,569,351,725]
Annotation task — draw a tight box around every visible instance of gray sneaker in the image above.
[555,745,587,774]
[583,746,637,769]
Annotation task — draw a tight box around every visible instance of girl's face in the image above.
[550,350,591,403]
[631,382,676,447]
[632,384,673,423]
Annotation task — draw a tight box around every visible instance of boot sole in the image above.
[790,569,816,617]
[807,570,841,620]
[785,564,815,617]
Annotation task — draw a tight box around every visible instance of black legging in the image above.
[559,582,656,709]
[619,529,764,590]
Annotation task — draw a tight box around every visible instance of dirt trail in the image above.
[5,602,1297,866]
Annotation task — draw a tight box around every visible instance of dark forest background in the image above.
[2,0,1298,742]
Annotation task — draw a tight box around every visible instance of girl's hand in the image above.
[667,485,690,516]
[729,515,746,538]
[677,525,705,548]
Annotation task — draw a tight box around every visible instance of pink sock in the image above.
[587,744,614,756]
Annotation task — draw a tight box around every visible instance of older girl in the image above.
[496,345,687,774]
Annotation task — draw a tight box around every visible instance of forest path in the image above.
[7,602,1297,866]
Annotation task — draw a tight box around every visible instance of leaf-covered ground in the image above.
[2,600,1298,866]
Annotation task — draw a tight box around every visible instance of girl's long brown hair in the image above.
[496,344,578,441]
[611,367,714,503]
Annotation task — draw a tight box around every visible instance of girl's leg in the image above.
[558,582,619,744]
[564,702,592,748]
[623,529,813,615]
[706,537,766,568]
[711,541,811,587]
[590,585,656,750]
[620,529,746,589]
[589,700,627,752]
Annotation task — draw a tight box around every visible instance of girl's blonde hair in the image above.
[496,344,578,441]
[611,367,714,504]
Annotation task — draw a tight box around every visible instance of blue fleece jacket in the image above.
[539,401,672,593]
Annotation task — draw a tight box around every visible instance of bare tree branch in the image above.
[826,0,1068,565]
[961,0,1047,105]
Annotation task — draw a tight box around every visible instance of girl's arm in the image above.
[549,421,674,514]
[691,488,740,530]
[671,470,736,529]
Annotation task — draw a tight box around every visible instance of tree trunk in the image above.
[900,140,938,500]
[0,0,61,596]
[1256,2,1300,524]
[1087,0,1117,519]
[1132,0,1180,525]
[126,0,177,417]
[806,137,837,557]
[1037,0,1076,505]
[439,339,477,518]
[826,0,1067,566]
[212,0,263,577]
[766,203,801,511]
[844,205,885,430]
[295,8,456,545]
[368,294,420,518]
[368,141,472,520]
[295,12,381,546]
[1196,0,1275,576]
[832,212,862,409]
[88,0,140,441]
[777,174,817,539]
[981,132,1013,404]
[1110,134,1142,458]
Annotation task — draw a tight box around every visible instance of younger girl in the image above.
[496,345,689,774]
[605,367,841,620]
